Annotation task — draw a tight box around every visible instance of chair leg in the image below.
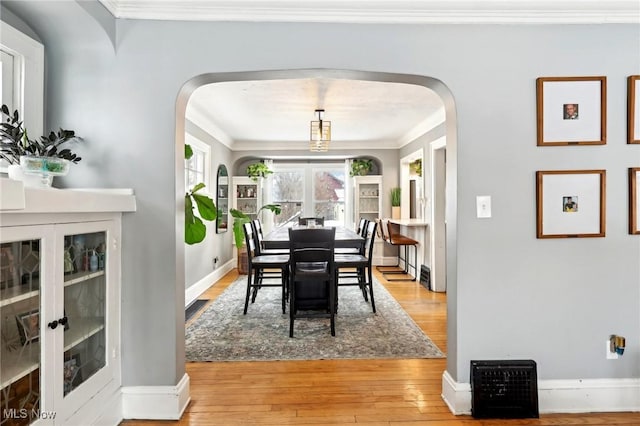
[281,268,287,314]
[367,266,376,313]
[243,267,253,315]
[385,245,417,282]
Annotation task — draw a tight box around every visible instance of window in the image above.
[0,22,44,139]
[184,134,211,192]
[272,168,304,227]
[271,163,345,227]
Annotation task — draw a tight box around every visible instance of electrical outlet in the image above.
[606,340,619,359]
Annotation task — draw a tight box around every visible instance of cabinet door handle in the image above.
[58,316,68,326]
[48,320,58,329]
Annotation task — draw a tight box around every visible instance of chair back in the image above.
[298,217,325,226]
[363,221,378,262]
[357,218,369,237]
[375,218,389,242]
[251,219,266,254]
[288,227,336,272]
[242,221,259,260]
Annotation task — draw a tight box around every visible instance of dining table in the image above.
[262,225,365,250]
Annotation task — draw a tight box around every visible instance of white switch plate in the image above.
[476,196,491,218]
[606,340,619,359]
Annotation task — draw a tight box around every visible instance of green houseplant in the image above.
[246,161,273,182]
[390,187,401,219]
[185,144,217,245]
[349,158,372,177]
[1,104,82,186]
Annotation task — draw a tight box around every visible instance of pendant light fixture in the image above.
[309,109,331,152]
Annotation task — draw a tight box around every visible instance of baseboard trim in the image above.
[185,260,235,307]
[121,373,191,420]
[442,371,640,415]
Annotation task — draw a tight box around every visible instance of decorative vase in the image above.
[392,206,401,219]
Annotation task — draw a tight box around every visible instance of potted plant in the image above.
[409,159,422,177]
[350,158,372,177]
[185,144,217,245]
[230,204,282,274]
[1,104,82,187]
[390,187,401,219]
[246,161,273,182]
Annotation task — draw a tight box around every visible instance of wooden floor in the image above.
[122,269,639,426]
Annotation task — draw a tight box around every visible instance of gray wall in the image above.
[184,120,233,291]
[3,0,638,388]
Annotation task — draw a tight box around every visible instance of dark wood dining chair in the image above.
[288,227,336,337]
[334,220,378,312]
[251,219,288,255]
[335,218,368,255]
[242,222,289,315]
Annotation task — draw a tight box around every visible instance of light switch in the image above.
[476,196,491,218]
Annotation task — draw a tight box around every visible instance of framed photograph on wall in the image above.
[15,309,40,345]
[628,76,640,144]
[630,168,640,234]
[536,76,606,146]
[536,170,606,238]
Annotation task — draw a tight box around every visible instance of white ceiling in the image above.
[186,78,445,152]
[98,0,639,153]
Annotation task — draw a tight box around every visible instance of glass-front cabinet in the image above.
[353,175,383,264]
[1,227,46,426]
[232,176,261,222]
[0,219,120,425]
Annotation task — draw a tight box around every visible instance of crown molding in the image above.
[99,1,640,24]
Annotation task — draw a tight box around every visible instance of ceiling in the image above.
[186,78,445,152]
[98,1,639,154]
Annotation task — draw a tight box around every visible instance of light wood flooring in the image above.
[122,269,639,425]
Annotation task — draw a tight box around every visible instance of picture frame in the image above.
[15,309,40,345]
[63,353,83,394]
[630,168,640,234]
[536,170,606,238]
[628,76,640,144]
[536,76,606,146]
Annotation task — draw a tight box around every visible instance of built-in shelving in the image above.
[0,282,39,308]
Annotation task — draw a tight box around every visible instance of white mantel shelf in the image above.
[0,178,137,214]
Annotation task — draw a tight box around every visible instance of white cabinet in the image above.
[353,175,383,264]
[232,176,262,222]
[0,184,135,425]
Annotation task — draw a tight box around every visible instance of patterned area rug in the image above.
[185,275,445,362]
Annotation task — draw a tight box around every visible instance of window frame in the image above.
[184,134,211,194]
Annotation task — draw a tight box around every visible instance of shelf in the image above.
[360,211,380,214]
[64,316,105,351]
[359,196,379,199]
[0,341,40,389]
[0,281,40,307]
[0,317,105,390]
[63,270,105,286]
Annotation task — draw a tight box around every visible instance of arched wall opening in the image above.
[175,68,459,379]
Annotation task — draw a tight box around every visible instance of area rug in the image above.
[185,275,445,362]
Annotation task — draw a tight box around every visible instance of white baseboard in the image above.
[121,373,191,420]
[442,371,640,415]
[185,259,235,307]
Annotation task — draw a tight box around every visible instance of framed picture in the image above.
[630,168,640,234]
[536,76,606,146]
[15,309,40,345]
[536,170,606,238]
[63,353,83,394]
[628,76,640,144]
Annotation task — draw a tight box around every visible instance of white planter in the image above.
[7,164,49,187]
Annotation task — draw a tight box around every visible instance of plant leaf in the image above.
[192,193,217,221]
[185,195,206,244]
[185,144,193,160]
[190,182,205,193]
